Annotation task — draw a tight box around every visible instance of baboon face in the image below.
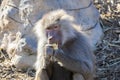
[45,23,62,45]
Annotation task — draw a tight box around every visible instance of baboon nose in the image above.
[48,36,53,39]
[48,36,54,43]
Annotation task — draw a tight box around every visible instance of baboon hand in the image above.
[45,44,54,57]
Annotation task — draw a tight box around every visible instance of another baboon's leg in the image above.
[35,69,49,80]
[73,73,85,80]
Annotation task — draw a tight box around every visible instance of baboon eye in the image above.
[46,25,59,30]
[56,18,60,22]
[53,25,59,30]
[46,27,52,30]
[54,26,58,28]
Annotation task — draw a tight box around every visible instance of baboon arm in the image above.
[54,50,93,78]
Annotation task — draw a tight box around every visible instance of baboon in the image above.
[34,9,95,80]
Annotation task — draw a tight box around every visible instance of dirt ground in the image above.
[0,0,120,80]
[94,0,120,80]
